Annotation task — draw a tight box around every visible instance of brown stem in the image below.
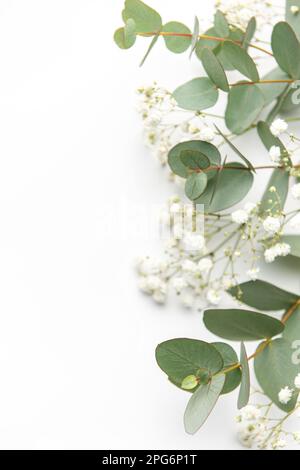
[137,31,273,57]
[197,164,299,174]
[230,79,295,87]
[282,299,300,324]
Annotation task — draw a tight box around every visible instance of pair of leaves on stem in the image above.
[156,306,285,434]
[168,139,254,209]
[228,279,300,412]
[155,339,241,434]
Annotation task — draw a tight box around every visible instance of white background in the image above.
[0,0,298,450]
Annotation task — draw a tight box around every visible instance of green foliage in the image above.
[286,0,300,38]
[195,162,254,213]
[242,17,256,48]
[228,280,299,311]
[212,343,241,394]
[238,342,250,409]
[185,173,208,200]
[180,150,210,170]
[203,309,285,341]
[271,22,300,79]
[190,17,200,58]
[222,41,259,82]
[281,235,300,258]
[184,374,225,434]
[162,22,191,53]
[114,19,137,49]
[225,84,264,134]
[214,10,229,38]
[200,48,229,92]
[260,169,290,214]
[283,307,300,343]
[258,68,290,106]
[122,0,162,32]
[168,140,221,179]
[173,78,219,111]
[254,339,299,412]
[214,125,255,172]
[155,339,224,386]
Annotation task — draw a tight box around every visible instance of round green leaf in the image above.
[222,41,259,82]
[212,342,241,394]
[271,21,300,79]
[173,77,219,111]
[238,342,250,409]
[122,0,162,33]
[180,150,210,170]
[225,84,265,135]
[203,309,285,341]
[185,173,208,200]
[181,375,199,390]
[228,280,299,311]
[281,235,300,258]
[195,162,254,213]
[201,47,229,92]
[216,27,245,71]
[155,339,224,385]
[162,22,191,53]
[184,374,225,435]
[168,140,221,179]
[196,27,220,56]
[254,338,299,412]
[258,67,289,105]
[114,26,136,49]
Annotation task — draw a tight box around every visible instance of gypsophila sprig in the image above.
[115,0,300,449]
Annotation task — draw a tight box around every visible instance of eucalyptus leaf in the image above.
[173,77,219,111]
[254,338,300,412]
[195,162,254,213]
[222,41,259,82]
[257,120,287,153]
[139,32,160,66]
[190,16,200,58]
[286,0,300,38]
[212,342,241,394]
[168,140,221,179]
[216,27,245,71]
[114,24,136,50]
[238,342,250,409]
[162,22,191,53]
[271,21,300,79]
[258,68,290,106]
[201,48,229,92]
[180,150,210,170]
[185,173,208,200]
[122,0,162,33]
[225,84,264,135]
[283,306,300,343]
[281,235,300,258]
[184,374,225,434]
[155,339,224,385]
[260,169,290,213]
[195,27,220,56]
[214,125,255,171]
[242,17,256,49]
[228,280,299,311]
[214,10,229,38]
[203,309,284,341]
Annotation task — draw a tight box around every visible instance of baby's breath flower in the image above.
[231,209,249,224]
[247,268,260,280]
[270,118,288,137]
[198,258,213,273]
[263,216,281,234]
[207,289,221,305]
[269,145,281,163]
[278,386,293,404]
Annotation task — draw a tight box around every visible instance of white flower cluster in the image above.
[278,374,300,405]
[137,84,216,171]
[215,0,280,31]
[236,385,300,450]
[264,242,291,263]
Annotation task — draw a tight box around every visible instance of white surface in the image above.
[0,0,297,450]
